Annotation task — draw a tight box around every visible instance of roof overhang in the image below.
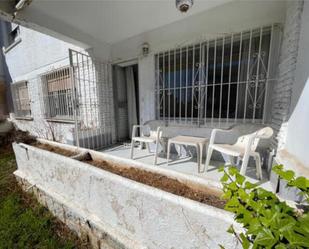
[0,0,233,48]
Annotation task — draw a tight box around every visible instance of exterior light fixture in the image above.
[141,42,150,56]
[176,0,194,13]
[13,0,33,20]
[15,0,32,10]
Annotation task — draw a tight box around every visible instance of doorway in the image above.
[113,64,139,142]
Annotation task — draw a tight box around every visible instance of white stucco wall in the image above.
[284,0,309,168]
[273,0,309,175]
[283,80,309,169]
[112,0,286,125]
[289,1,309,114]
[269,0,304,151]
[3,26,86,142]
[9,69,76,143]
[290,1,309,114]
[138,55,156,124]
[4,1,288,135]
[4,26,83,79]
[13,141,240,249]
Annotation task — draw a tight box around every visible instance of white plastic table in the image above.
[167,135,209,173]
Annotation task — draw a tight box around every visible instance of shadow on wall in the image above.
[0,21,13,116]
[283,77,309,168]
[275,0,308,163]
[2,56,13,115]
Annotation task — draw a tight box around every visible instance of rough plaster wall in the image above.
[4,26,82,79]
[4,26,83,142]
[16,177,126,249]
[10,62,75,143]
[279,81,309,169]
[3,25,118,146]
[290,0,309,112]
[270,0,304,150]
[284,0,309,168]
[13,143,240,249]
[138,56,156,124]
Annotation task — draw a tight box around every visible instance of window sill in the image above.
[15,116,33,121]
[3,37,22,54]
[45,118,76,124]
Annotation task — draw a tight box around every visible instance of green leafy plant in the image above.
[219,166,309,249]
[273,165,309,203]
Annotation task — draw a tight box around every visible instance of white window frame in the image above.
[11,80,31,118]
[41,67,75,121]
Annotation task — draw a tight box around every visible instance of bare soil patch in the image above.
[33,143,226,209]
[0,125,36,151]
[34,143,77,157]
[86,159,225,208]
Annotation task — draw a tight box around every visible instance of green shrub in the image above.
[219,166,309,249]
[273,165,309,204]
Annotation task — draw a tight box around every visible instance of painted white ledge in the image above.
[37,138,223,190]
[275,149,309,178]
[13,140,241,249]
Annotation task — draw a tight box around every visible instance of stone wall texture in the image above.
[270,0,304,150]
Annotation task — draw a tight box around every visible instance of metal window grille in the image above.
[155,25,278,127]
[69,49,115,150]
[41,67,74,120]
[11,80,31,117]
[37,51,114,150]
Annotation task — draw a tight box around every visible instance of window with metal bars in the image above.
[41,67,74,120]
[155,26,276,125]
[11,81,31,118]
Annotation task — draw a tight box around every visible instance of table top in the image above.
[168,135,209,145]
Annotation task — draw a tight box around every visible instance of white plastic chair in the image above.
[130,125,162,165]
[205,127,273,179]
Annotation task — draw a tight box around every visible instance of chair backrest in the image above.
[149,127,163,140]
[141,126,151,137]
[255,127,273,139]
[234,127,273,152]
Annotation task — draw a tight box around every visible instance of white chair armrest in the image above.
[155,127,162,142]
[244,132,259,153]
[209,128,233,145]
[131,125,150,138]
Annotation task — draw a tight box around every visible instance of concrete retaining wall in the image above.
[13,141,240,249]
